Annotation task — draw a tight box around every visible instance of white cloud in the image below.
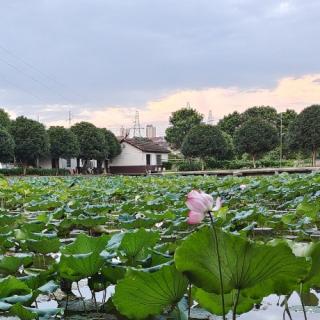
[44,73,320,136]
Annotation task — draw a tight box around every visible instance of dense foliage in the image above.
[71,122,106,162]
[0,108,11,130]
[0,129,15,163]
[234,119,279,167]
[10,116,49,167]
[181,125,229,161]
[165,107,203,149]
[0,174,320,319]
[289,105,320,165]
[48,126,80,167]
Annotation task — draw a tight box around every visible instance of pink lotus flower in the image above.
[239,184,247,190]
[186,190,222,224]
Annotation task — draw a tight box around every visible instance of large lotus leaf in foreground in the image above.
[193,287,261,316]
[175,226,309,296]
[117,228,160,265]
[113,264,188,319]
[58,233,109,281]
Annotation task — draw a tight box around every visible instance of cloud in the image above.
[0,0,319,111]
[44,73,320,136]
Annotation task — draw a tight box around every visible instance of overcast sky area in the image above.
[0,0,320,135]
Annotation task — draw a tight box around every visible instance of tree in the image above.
[165,107,203,149]
[11,116,49,169]
[181,125,229,166]
[71,122,107,170]
[288,105,320,166]
[217,111,242,136]
[48,126,80,168]
[100,128,121,159]
[0,128,15,163]
[234,119,279,168]
[0,108,11,130]
[242,106,278,126]
[97,128,121,173]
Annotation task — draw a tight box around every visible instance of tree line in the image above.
[165,105,320,167]
[0,109,121,172]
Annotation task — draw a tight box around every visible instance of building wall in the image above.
[110,142,146,166]
[39,159,52,169]
[110,142,168,167]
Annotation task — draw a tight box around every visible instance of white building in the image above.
[39,158,97,172]
[109,137,169,174]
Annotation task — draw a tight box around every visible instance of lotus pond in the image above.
[1,173,320,319]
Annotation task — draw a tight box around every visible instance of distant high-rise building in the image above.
[207,110,214,125]
[146,124,157,138]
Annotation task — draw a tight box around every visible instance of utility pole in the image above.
[280,112,283,167]
[68,110,72,127]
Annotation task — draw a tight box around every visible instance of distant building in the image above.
[109,137,169,174]
[146,124,156,138]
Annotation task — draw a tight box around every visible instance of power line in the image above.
[0,44,85,103]
[0,70,47,104]
[0,55,72,102]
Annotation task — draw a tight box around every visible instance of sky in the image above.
[0,0,320,136]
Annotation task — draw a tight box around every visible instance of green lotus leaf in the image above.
[37,280,59,294]
[193,287,261,316]
[118,228,160,265]
[1,293,33,304]
[0,253,33,274]
[59,252,103,281]
[101,265,127,284]
[10,303,64,320]
[175,226,308,297]
[113,264,188,319]
[61,233,109,254]
[0,276,31,299]
[288,241,320,288]
[10,303,38,320]
[26,238,61,254]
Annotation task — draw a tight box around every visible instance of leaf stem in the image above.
[299,283,308,320]
[208,211,226,320]
[77,281,87,313]
[232,288,240,320]
[188,282,192,320]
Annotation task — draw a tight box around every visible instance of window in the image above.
[66,158,71,168]
[146,154,151,165]
[156,154,162,165]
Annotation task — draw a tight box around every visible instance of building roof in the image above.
[123,137,170,153]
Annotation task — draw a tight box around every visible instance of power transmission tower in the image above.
[207,110,213,125]
[133,111,143,137]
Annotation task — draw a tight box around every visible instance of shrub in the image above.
[0,168,70,176]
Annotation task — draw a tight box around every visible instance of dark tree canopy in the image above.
[100,128,121,160]
[165,107,203,149]
[71,122,106,161]
[181,124,229,161]
[217,111,242,136]
[242,106,278,127]
[0,108,11,130]
[234,119,279,167]
[288,105,320,165]
[48,126,80,161]
[10,116,49,166]
[0,128,15,163]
